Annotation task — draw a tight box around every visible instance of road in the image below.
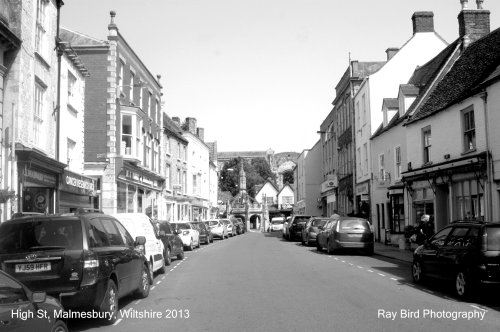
[69,231,500,332]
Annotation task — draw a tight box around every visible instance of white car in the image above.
[172,222,200,251]
[113,213,166,277]
[207,219,228,239]
[270,217,284,231]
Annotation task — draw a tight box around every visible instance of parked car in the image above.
[412,221,500,299]
[270,217,285,232]
[0,212,151,324]
[191,221,213,244]
[207,219,227,239]
[156,221,185,265]
[221,219,234,237]
[317,216,374,255]
[288,215,312,241]
[172,222,200,250]
[113,213,166,277]
[0,269,68,331]
[301,217,329,246]
[283,216,291,239]
[231,218,244,235]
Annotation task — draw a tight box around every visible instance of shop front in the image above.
[16,147,66,214]
[116,162,164,219]
[59,170,97,213]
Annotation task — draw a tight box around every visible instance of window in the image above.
[454,179,484,220]
[430,227,452,247]
[148,92,153,118]
[183,171,187,194]
[153,139,159,172]
[129,70,135,102]
[35,0,47,55]
[363,143,368,176]
[139,82,144,109]
[165,136,171,155]
[282,196,293,205]
[193,174,198,195]
[118,60,125,96]
[122,115,133,155]
[100,218,123,246]
[166,164,171,189]
[357,148,361,176]
[145,135,151,168]
[395,146,402,180]
[379,154,385,180]
[422,126,432,164]
[67,138,76,168]
[115,221,134,246]
[463,107,475,152]
[362,94,366,124]
[34,81,46,146]
[67,71,76,98]
[177,168,181,186]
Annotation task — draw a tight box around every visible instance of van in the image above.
[113,213,166,277]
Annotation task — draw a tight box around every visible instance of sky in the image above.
[61,0,500,153]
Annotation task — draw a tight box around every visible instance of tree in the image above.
[282,170,294,185]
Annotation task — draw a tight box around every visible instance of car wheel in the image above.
[164,248,171,266]
[316,242,322,251]
[365,246,374,256]
[101,280,118,325]
[197,239,201,248]
[412,260,424,284]
[455,270,474,299]
[51,320,68,332]
[177,249,185,260]
[327,241,333,255]
[136,263,150,299]
[188,239,194,251]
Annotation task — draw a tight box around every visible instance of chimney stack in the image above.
[385,48,399,60]
[172,116,181,128]
[197,127,205,141]
[412,12,434,34]
[458,0,490,44]
[186,117,197,134]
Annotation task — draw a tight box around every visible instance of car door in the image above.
[438,226,475,280]
[318,221,332,248]
[114,220,143,288]
[420,226,452,278]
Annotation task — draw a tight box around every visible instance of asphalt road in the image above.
[69,231,500,332]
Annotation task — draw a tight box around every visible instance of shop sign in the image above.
[124,170,161,189]
[356,183,369,195]
[60,170,96,196]
[23,168,57,187]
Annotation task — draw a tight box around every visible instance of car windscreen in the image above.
[293,217,311,224]
[0,219,83,253]
[175,223,190,230]
[339,220,370,231]
[311,219,328,227]
[486,226,500,251]
[209,221,219,227]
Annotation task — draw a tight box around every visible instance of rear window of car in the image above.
[272,219,284,224]
[175,223,190,230]
[339,220,370,231]
[0,219,83,253]
[293,216,311,224]
[486,226,500,251]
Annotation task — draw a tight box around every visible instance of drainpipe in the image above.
[55,0,64,213]
[481,90,493,220]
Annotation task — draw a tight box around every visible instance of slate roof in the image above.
[163,113,188,144]
[407,26,500,124]
[60,27,107,47]
[383,98,399,109]
[399,84,420,96]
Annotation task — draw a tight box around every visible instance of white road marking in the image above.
[133,300,141,305]
[341,260,346,263]
[156,281,161,285]
[170,269,174,272]
[151,286,156,290]
[113,319,122,326]
[334,258,339,261]
[357,266,363,269]
[377,273,386,277]
[390,277,398,281]
[367,270,374,273]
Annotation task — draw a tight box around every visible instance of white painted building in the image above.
[294,140,323,216]
[354,11,448,220]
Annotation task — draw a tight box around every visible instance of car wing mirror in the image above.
[32,291,46,303]
[135,236,146,246]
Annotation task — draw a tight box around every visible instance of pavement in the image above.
[374,242,413,263]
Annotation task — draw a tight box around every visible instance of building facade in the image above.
[293,140,322,216]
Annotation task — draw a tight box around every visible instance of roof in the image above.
[163,114,188,144]
[399,84,420,96]
[278,183,294,196]
[383,98,399,109]
[255,180,279,196]
[372,39,462,140]
[60,27,107,47]
[218,151,268,160]
[407,26,500,124]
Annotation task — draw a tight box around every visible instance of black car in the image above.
[191,221,213,244]
[0,269,68,331]
[0,212,151,324]
[288,215,312,241]
[412,221,500,299]
[157,221,185,265]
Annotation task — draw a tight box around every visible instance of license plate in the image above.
[15,262,51,273]
[348,234,362,238]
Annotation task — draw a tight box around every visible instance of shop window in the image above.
[138,189,144,213]
[395,146,402,180]
[454,179,483,221]
[117,182,126,213]
[127,185,135,213]
[463,107,475,152]
[422,126,432,164]
[391,195,404,233]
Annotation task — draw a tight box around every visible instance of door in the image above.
[420,227,452,278]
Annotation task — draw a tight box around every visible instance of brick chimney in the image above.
[196,127,205,141]
[385,48,399,60]
[172,116,181,128]
[412,12,434,34]
[185,117,197,134]
[458,0,490,45]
